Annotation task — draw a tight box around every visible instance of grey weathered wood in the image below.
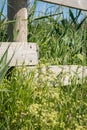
[37,65,87,86]
[8,0,27,42]
[41,0,87,11]
[23,65,87,86]
[0,42,39,66]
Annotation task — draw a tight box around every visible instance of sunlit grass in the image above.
[0,67,87,129]
[0,0,87,129]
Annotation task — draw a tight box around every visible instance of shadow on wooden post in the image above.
[8,0,27,42]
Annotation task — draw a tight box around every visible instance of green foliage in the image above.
[28,3,87,65]
[0,43,14,83]
[0,1,87,65]
[0,1,87,129]
[0,67,87,129]
[0,0,7,42]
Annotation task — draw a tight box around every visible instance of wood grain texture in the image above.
[38,65,87,86]
[8,0,27,42]
[0,42,39,66]
[41,0,87,11]
[23,65,87,86]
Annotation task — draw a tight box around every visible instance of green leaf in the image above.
[77,16,87,30]
[0,44,14,83]
[69,9,76,25]
[76,54,84,62]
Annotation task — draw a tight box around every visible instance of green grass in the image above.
[0,67,87,130]
[0,1,87,65]
[0,0,87,129]
[28,6,87,65]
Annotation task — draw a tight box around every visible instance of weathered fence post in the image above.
[0,0,38,66]
[8,0,27,42]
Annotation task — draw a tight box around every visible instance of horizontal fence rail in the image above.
[24,65,87,86]
[41,0,87,11]
[0,42,39,66]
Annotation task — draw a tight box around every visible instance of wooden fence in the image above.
[0,0,38,66]
[0,0,87,85]
[0,0,87,65]
[41,0,87,11]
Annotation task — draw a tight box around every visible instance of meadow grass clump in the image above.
[0,67,87,130]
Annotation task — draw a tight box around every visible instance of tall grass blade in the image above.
[69,9,76,25]
[0,44,14,83]
[77,16,87,30]
[32,12,62,21]
[0,0,6,20]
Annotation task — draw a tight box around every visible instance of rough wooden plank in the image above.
[8,0,27,42]
[41,0,87,11]
[0,42,39,66]
[38,65,87,86]
[22,65,87,86]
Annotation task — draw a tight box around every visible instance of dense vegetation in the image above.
[1,1,87,65]
[27,1,87,65]
[0,0,87,129]
[0,67,87,130]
